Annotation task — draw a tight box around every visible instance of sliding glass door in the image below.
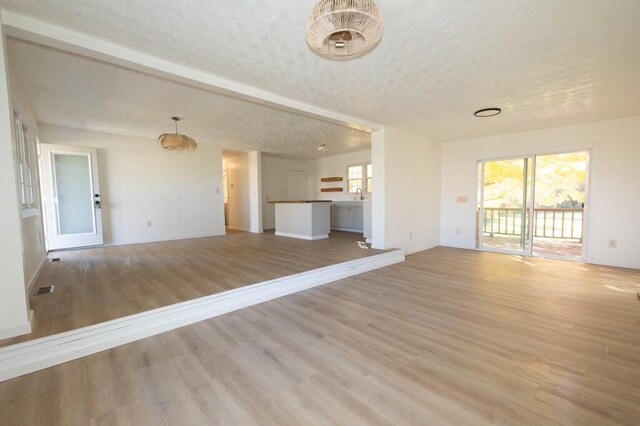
[479,157,533,255]
[478,151,588,259]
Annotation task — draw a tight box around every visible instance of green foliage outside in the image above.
[482,152,587,209]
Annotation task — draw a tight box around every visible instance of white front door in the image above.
[40,144,104,250]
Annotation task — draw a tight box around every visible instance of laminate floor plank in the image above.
[1,230,377,346]
[1,247,639,425]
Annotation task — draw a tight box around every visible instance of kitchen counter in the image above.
[272,201,331,240]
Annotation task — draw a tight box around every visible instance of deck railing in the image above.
[481,208,583,241]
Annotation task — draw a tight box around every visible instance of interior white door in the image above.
[285,170,306,200]
[40,144,104,250]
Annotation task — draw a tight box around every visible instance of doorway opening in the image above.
[477,151,588,260]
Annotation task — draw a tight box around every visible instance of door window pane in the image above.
[54,153,95,235]
[481,158,527,253]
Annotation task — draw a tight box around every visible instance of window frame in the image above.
[12,104,38,217]
[346,162,372,194]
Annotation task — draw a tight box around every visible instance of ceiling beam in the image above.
[1,10,379,133]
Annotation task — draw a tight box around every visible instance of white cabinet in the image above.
[350,207,363,229]
[331,202,364,232]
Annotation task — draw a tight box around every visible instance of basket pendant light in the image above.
[306,0,383,59]
[158,117,198,152]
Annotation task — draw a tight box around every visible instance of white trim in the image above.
[331,227,364,233]
[104,233,227,247]
[1,11,379,133]
[50,232,228,252]
[20,208,39,219]
[275,232,329,241]
[0,249,404,382]
[0,320,32,341]
[26,254,48,293]
[404,244,439,256]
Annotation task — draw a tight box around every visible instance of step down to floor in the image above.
[0,249,405,382]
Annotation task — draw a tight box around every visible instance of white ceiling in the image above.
[7,40,370,159]
[3,0,640,142]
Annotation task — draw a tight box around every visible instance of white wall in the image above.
[10,60,46,291]
[372,127,441,254]
[39,125,225,245]
[261,155,308,230]
[307,149,372,201]
[0,31,31,339]
[441,116,640,269]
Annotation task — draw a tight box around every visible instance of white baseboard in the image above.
[275,232,328,241]
[0,318,32,341]
[105,232,227,248]
[404,243,439,256]
[331,227,363,233]
[51,232,229,252]
[0,249,405,382]
[26,255,48,294]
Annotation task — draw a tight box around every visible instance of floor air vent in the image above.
[50,258,61,262]
[35,285,55,296]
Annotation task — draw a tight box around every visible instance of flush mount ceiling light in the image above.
[306,0,383,59]
[158,117,198,151]
[317,144,329,152]
[474,108,502,118]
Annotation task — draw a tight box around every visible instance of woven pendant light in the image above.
[158,117,198,152]
[306,0,383,59]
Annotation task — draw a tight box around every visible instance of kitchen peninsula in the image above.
[268,201,332,240]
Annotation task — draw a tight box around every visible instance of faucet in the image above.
[355,188,364,201]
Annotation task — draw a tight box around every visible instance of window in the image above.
[347,165,363,193]
[13,110,35,209]
[347,163,372,193]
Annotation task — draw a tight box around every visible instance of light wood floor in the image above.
[1,247,640,425]
[1,230,380,346]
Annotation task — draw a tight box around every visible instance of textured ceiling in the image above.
[3,0,640,141]
[7,40,370,159]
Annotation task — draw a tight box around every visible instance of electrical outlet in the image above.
[147,220,152,227]
[456,228,462,235]
[608,240,617,249]
[409,232,413,240]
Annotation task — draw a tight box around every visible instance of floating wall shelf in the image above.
[321,177,343,182]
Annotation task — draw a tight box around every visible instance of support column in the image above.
[248,150,262,234]
[0,28,31,339]
[371,128,387,249]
